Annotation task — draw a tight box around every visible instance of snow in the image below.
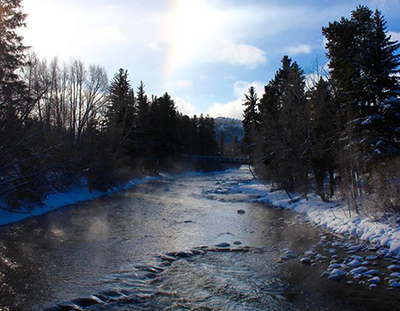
[2,165,400,260]
[0,168,233,227]
[226,167,400,256]
[0,176,158,227]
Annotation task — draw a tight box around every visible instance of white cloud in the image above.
[207,80,266,119]
[207,99,244,119]
[388,31,400,42]
[145,42,161,51]
[22,0,167,64]
[167,80,193,88]
[285,44,312,55]
[216,43,267,67]
[233,80,265,99]
[172,96,200,116]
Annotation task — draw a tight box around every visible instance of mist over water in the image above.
[0,168,398,310]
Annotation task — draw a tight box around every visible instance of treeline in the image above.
[243,6,400,215]
[0,1,218,211]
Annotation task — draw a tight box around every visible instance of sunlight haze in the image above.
[22,0,400,118]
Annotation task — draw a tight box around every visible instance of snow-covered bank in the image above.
[0,176,158,227]
[0,168,231,227]
[228,173,400,256]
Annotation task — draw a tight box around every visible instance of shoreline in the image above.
[0,167,234,228]
[2,166,399,258]
[227,172,400,256]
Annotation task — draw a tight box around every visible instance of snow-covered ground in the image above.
[0,176,158,227]
[227,168,400,256]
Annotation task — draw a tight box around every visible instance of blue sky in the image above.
[22,0,400,119]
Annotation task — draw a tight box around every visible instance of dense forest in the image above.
[0,0,219,211]
[243,6,400,216]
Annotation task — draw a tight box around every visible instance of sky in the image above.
[21,0,400,119]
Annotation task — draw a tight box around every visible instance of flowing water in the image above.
[0,167,399,310]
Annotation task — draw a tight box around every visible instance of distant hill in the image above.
[214,117,243,144]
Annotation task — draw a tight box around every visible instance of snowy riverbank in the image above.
[0,176,159,227]
[227,170,400,256]
[2,166,400,258]
[0,168,232,227]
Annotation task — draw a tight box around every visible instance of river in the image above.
[0,167,398,310]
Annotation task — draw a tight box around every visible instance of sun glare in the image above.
[165,0,223,79]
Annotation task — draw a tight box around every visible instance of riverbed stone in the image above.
[305,250,315,256]
[369,276,380,284]
[316,254,328,261]
[388,264,400,271]
[329,263,341,269]
[237,209,245,214]
[328,274,340,281]
[175,251,192,258]
[350,267,368,274]
[300,257,311,265]
[331,269,347,278]
[287,252,297,258]
[191,249,206,255]
[363,269,379,276]
[57,303,83,311]
[215,242,230,248]
[321,271,330,277]
[280,255,290,261]
[158,254,177,261]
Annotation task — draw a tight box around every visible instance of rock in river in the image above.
[215,242,230,248]
[300,257,311,265]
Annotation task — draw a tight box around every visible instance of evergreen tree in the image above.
[149,92,179,163]
[322,6,400,165]
[0,0,29,122]
[258,56,309,196]
[198,114,218,156]
[323,5,400,213]
[242,86,261,158]
[106,68,135,157]
[135,81,152,159]
[308,78,338,199]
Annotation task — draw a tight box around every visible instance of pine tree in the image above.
[323,6,400,164]
[0,0,30,136]
[149,92,179,162]
[242,86,261,158]
[258,56,309,196]
[323,5,400,214]
[106,68,135,157]
[308,78,338,199]
[135,81,152,160]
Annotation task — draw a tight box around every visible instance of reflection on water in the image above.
[0,168,398,310]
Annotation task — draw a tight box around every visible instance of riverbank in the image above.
[227,168,400,256]
[0,176,159,227]
[2,166,400,258]
[0,167,232,227]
